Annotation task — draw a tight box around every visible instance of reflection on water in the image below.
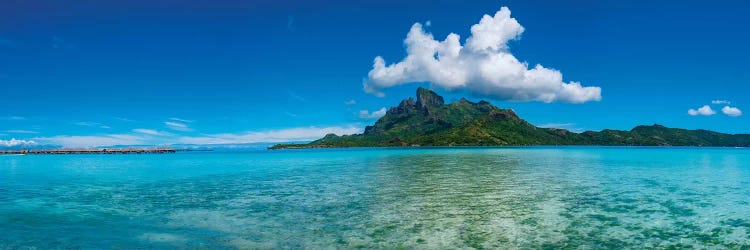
[1,148,749,248]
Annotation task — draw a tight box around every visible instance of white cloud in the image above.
[344,100,357,105]
[358,108,387,119]
[0,138,36,147]
[74,121,110,129]
[31,125,361,148]
[35,134,146,148]
[115,117,135,122]
[165,121,193,131]
[174,126,362,145]
[688,105,716,116]
[722,106,742,117]
[74,121,96,126]
[712,100,731,105]
[3,130,38,134]
[363,6,601,103]
[133,128,172,136]
[169,117,194,123]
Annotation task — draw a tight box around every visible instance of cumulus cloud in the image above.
[0,138,36,147]
[688,105,716,116]
[722,106,742,117]
[165,121,193,131]
[174,126,362,145]
[712,100,731,105]
[363,6,601,103]
[358,108,387,119]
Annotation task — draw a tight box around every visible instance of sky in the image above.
[1,0,749,148]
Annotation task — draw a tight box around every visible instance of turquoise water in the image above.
[1,147,749,249]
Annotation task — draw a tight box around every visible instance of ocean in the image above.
[1,147,749,248]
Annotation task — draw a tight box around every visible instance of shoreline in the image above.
[269,144,750,150]
[0,148,177,155]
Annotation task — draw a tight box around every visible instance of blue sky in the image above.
[1,0,748,147]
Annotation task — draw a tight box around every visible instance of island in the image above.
[271,87,750,149]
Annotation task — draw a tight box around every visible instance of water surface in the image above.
[1,147,749,248]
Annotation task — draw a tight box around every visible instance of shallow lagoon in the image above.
[1,147,749,248]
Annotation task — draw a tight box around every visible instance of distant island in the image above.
[271,88,750,149]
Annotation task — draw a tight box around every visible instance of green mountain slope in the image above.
[271,88,750,149]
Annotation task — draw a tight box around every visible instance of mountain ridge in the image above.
[271,88,750,149]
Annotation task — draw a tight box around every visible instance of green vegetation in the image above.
[270,88,750,149]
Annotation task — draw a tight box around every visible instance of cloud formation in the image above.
[3,130,38,134]
[688,105,716,116]
[133,128,172,136]
[363,7,601,103]
[73,121,111,129]
[169,117,194,123]
[115,117,135,122]
[712,100,731,105]
[0,138,36,147]
[174,126,361,145]
[358,108,387,119]
[33,125,361,148]
[35,134,145,148]
[344,100,357,105]
[722,106,742,117]
[165,121,193,131]
[688,101,742,117]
